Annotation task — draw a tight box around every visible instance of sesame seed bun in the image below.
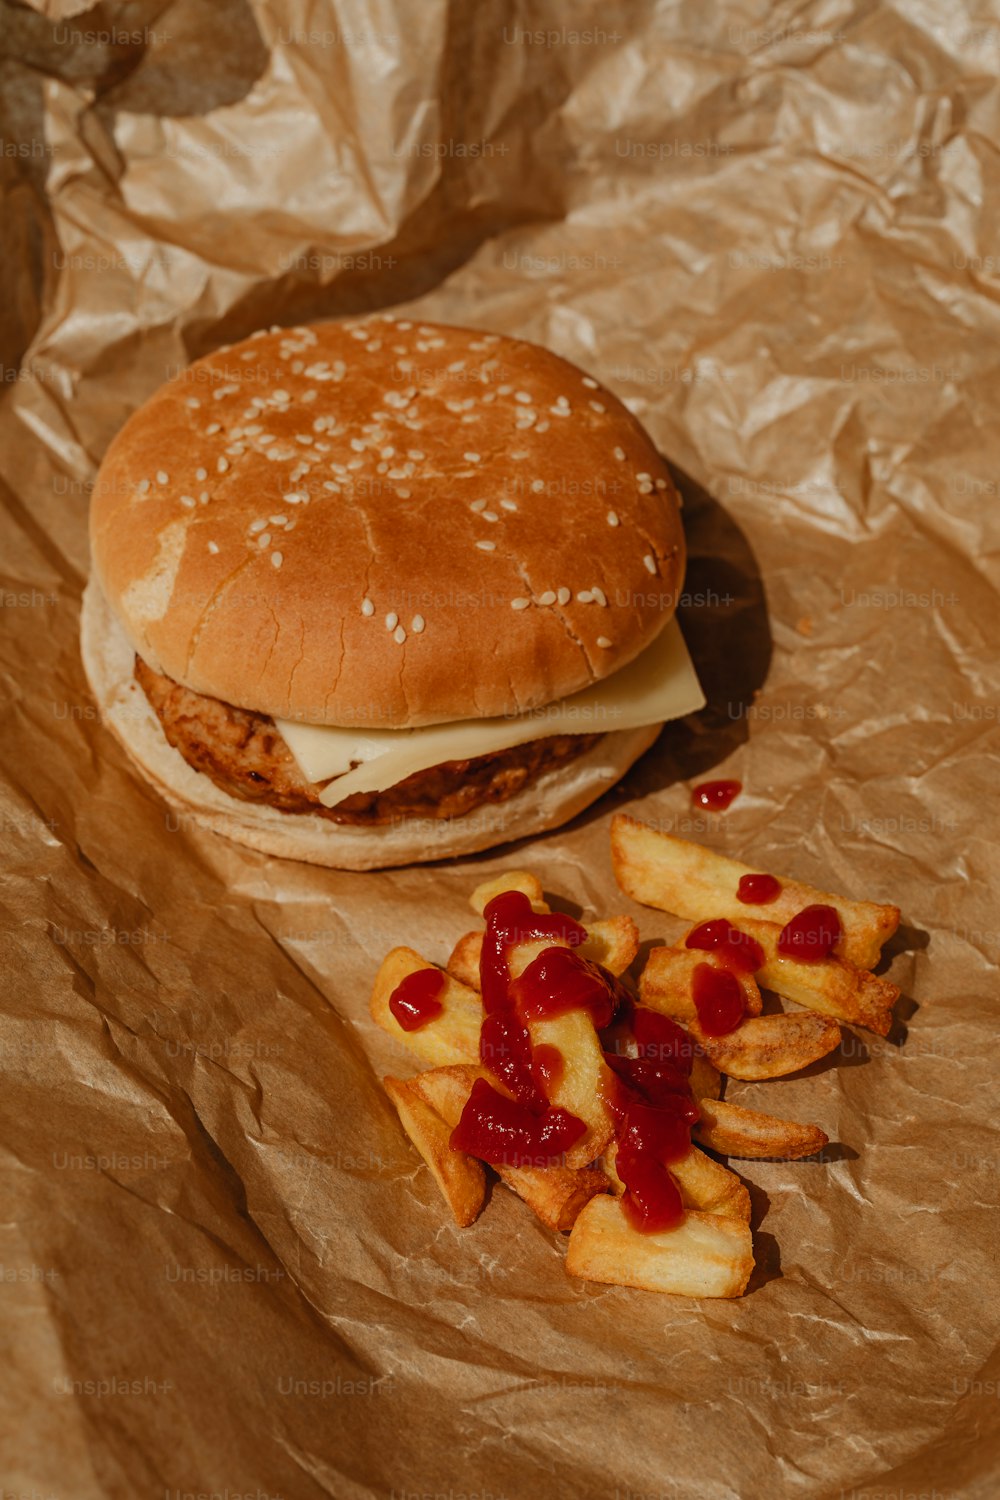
[88,317,684,729]
[81,576,662,870]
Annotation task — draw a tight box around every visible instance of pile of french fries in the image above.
[369,819,901,1300]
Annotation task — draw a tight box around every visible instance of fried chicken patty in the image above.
[134,657,600,826]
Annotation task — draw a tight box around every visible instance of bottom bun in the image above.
[81,577,662,869]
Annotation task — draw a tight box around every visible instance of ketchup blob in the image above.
[692,963,744,1036]
[450,1078,586,1167]
[479,891,586,1013]
[602,1005,702,1234]
[479,1011,545,1112]
[737,872,782,905]
[685,917,765,974]
[692,779,742,811]
[777,904,842,962]
[509,946,624,1029]
[388,968,445,1031]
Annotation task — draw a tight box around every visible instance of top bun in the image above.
[89,318,685,728]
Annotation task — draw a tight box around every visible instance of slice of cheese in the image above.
[274,618,705,808]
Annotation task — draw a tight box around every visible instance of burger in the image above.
[82,316,704,869]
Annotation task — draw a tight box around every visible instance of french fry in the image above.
[690,1052,722,1101]
[636,946,764,1019]
[500,1163,610,1231]
[370,948,480,1066]
[470,870,547,916]
[524,1008,615,1167]
[602,1140,751,1223]
[689,1011,841,1080]
[383,1076,485,1228]
[566,1195,753,1298]
[611,814,900,969]
[751,930,897,1036]
[447,914,640,990]
[414,1065,609,1230]
[694,1098,828,1160]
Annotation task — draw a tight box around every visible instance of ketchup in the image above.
[509,946,625,1029]
[737,872,781,905]
[388,968,445,1031]
[777,904,842,962]
[479,891,586,1013]
[691,963,744,1036]
[450,1078,586,1167]
[451,894,598,1167]
[602,1005,700,1233]
[692,779,742,811]
[479,1011,545,1111]
[685,917,764,974]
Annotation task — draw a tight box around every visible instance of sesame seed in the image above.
[643,554,657,574]
[180,494,196,509]
[470,499,487,513]
[638,481,654,495]
[271,551,283,569]
[597,636,613,648]
[500,499,518,511]
[381,446,395,459]
[614,446,625,461]
[475,540,496,551]
[408,450,425,460]
[207,541,219,554]
[195,467,207,481]
[270,515,287,525]
[350,438,366,452]
[257,533,271,548]
[186,397,201,408]
[549,404,570,417]
[156,470,168,485]
[249,519,267,533]
[483,510,498,521]
[464,451,481,462]
[272,389,290,404]
[637,472,651,481]
[557,587,571,605]
[538,590,556,606]
[206,423,221,435]
[607,511,619,526]
[397,488,411,498]
[589,401,606,413]
[577,590,593,603]
[655,478,667,490]
[199,492,209,504]
[385,612,398,630]
[535,421,550,433]
[137,479,150,494]
[592,586,607,606]
[284,491,309,504]
[393,625,406,644]
[531,479,545,493]
[582,377,598,389]
[411,615,425,633]
[511,597,531,610]
[322,481,340,493]
[362,598,374,617]
[217,457,229,473]
[514,391,532,404]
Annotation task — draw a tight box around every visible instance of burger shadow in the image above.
[505,464,772,849]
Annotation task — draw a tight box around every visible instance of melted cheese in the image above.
[274,618,704,808]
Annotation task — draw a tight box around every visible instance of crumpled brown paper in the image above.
[1,4,998,1498]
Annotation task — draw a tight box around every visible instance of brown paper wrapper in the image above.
[1,6,998,1498]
